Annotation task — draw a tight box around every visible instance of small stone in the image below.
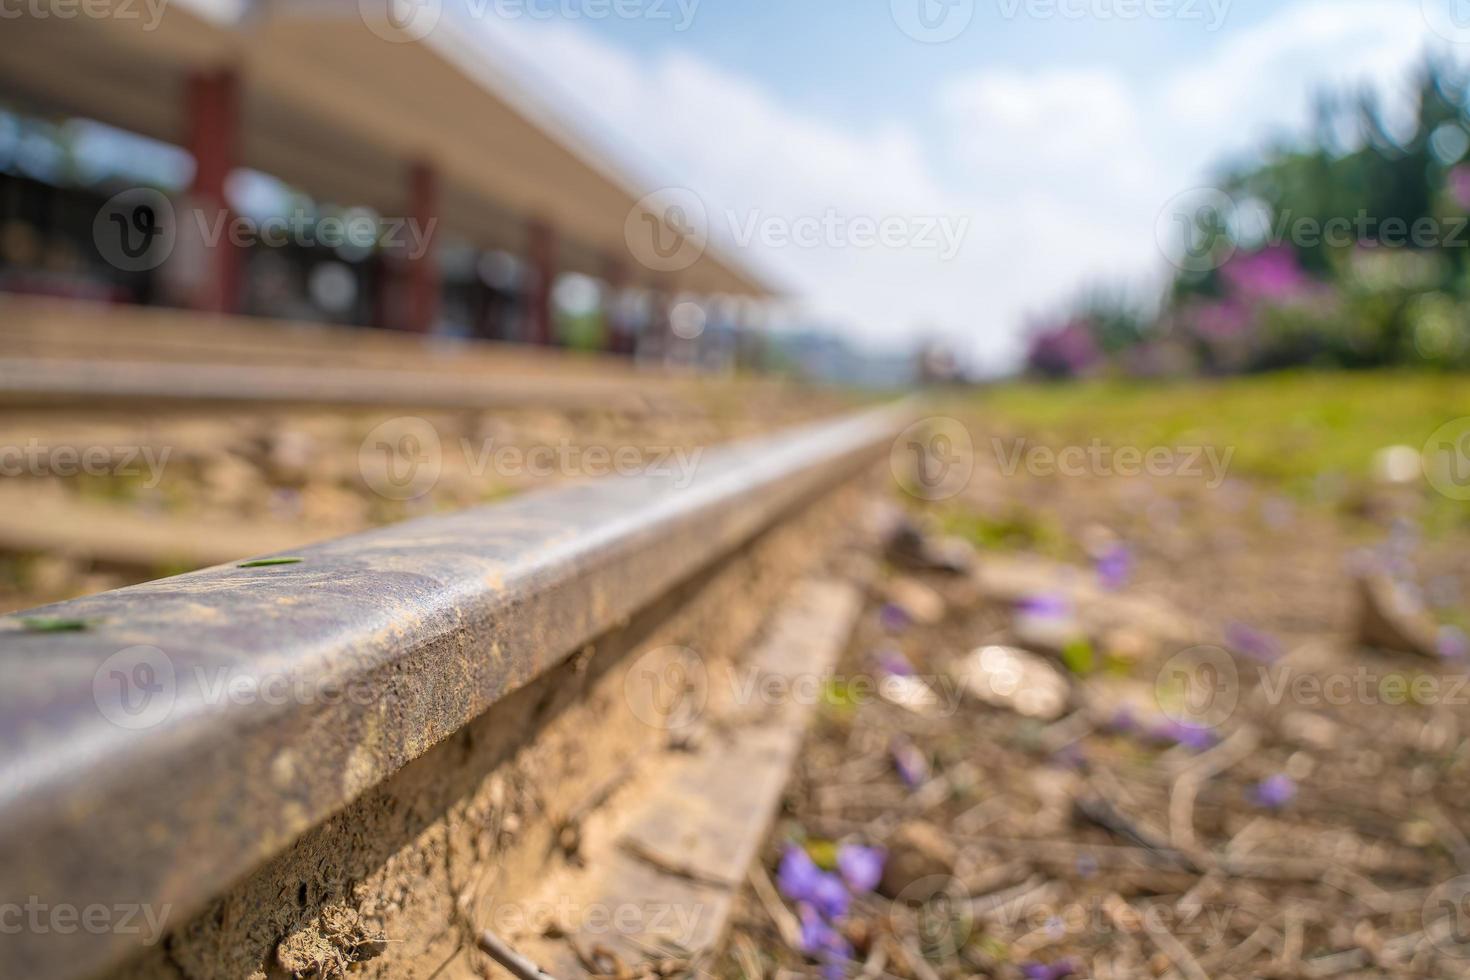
[1101,626,1157,664]
[953,645,1070,720]
[1355,572,1439,657]
[878,821,956,899]
[887,577,946,625]
[1279,711,1339,751]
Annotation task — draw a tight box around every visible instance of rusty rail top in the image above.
[0,357,663,411]
[0,401,910,980]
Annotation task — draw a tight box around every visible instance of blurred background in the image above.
[6,0,1470,381]
[12,7,1470,977]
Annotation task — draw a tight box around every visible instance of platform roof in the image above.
[0,0,775,297]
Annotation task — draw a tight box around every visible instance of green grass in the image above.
[973,370,1470,492]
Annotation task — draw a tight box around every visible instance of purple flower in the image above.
[836,844,885,894]
[1225,622,1281,663]
[1052,741,1087,770]
[1021,959,1078,979]
[1451,165,1470,210]
[1017,593,1070,618]
[891,737,929,789]
[1439,626,1469,661]
[1026,320,1101,379]
[797,903,853,978]
[1151,720,1217,752]
[878,602,911,633]
[797,902,847,953]
[779,845,849,920]
[1250,774,1297,809]
[1220,245,1310,302]
[873,648,914,677]
[810,871,850,920]
[1108,705,1138,733]
[1096,543,1132,590]
[778,845,822,902]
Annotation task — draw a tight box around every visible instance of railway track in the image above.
[0,400,913,980]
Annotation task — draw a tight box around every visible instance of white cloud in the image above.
[476,0,1449,373]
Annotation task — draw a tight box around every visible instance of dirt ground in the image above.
[718,412,1470,979]
[0,385,849,614]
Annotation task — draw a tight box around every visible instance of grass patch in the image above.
[969,371,1470,528]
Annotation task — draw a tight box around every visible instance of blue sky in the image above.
[472,0,1452,371]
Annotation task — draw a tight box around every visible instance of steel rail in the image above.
[0,400,910,980]
[0,357,666,411]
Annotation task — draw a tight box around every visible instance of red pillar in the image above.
[186,69,240,315]
[406,161,439,333]
[526,219,557,345]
